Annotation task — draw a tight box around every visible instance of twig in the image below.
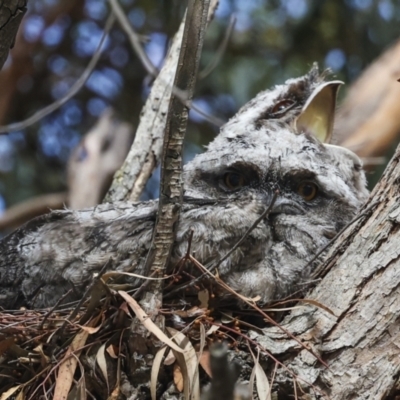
[105,0,223,203]
[38,289,73,330]
[108,0,224,128]
[104,14,186,203]
[185,228,195,258]
[131,269,159,300]
[211,323,330,400]
[210,190,278,273]
[107,0,157,76]
[0,13,115,134]
[0,192,67,232]
[309,201,378,280]
[199,15,236,80]
[165,191,278,298]
[190,254,330,370]
[57,260,111,336]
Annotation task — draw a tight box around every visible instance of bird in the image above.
[0,65,369,309]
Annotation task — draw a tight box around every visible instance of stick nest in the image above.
[0,263,282,400]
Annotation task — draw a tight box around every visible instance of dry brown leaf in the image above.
[167,327,200,400]
[164,349,176,366]
[15,390,24,400]
[108,386,120,400]
[195,323,207,391]
[151,346,168,400]
[250,348,271,400]
[33,343,50,366]
[119,301,130,315]
[53,330,89,399]
[0,337,14,357]
[173,363,184,392]
[118,291,184,354]
[205,325,219,335]
[96,343,109,391]
[76,323,102,334]
[0,386,22,400]
[198,351,212,377]
[220,311,234,324]
[106,344,119,359]
[198,289,209,309]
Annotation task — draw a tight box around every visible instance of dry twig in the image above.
[0,13,115,134]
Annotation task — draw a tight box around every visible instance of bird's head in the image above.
[184,65,368,220]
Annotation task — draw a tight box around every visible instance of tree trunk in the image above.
[252,141,400,399]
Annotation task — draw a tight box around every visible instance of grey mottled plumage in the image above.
[0,67,368,309]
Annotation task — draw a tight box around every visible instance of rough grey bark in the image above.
[0,0,26,70]
[141,0,210,319]
[251,142,400,399]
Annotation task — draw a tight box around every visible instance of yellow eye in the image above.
[224,172,245,191]
[297,182,318,201]
[271,99,295,115]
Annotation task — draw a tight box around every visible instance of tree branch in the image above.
[140,0,210,321]
[0,13,115,134]
[0,192,67,233]
[67,109,133,209]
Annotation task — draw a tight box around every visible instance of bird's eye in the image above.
[223,172,245,191]
[271,99,295,115]
[297,182,318,201]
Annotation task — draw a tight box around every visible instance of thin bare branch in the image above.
[107,0,157,76]
[0,192,68,232]
[108,0,224,128]
[210,191,278,273]
[199,15,236,80]
[165,191,278,298]
[0,13,115,134]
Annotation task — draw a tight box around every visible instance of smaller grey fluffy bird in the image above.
[0,66,369,309]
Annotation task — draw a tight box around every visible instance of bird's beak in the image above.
[295,81,343,143]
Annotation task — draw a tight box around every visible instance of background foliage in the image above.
[0,0,399,210]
